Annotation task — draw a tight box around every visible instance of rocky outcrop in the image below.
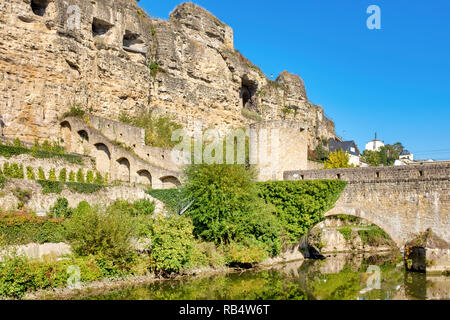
[307,217,397,254]
[0,0,335,149]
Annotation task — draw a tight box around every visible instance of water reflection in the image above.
[82,253,449,300]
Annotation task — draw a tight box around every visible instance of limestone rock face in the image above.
[0,0,336,149]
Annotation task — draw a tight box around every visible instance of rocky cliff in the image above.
[0,0,335,148]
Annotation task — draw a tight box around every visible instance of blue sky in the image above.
[138,0,450,160]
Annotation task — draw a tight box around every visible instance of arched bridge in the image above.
[59,117,182,189]
[285,164,450,248]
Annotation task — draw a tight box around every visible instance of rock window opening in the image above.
[123,31,147,54]
[31,0,49,16]
[92,18,113,37]
[240,78,258,110]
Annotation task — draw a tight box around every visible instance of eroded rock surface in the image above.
[0,0,335,148]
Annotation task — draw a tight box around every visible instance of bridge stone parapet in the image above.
[284,163,450,183]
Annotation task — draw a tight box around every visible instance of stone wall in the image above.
[284,163,450,248]
[284,162,450,182]
[88,115,182,172]
[250,121,308,181]
[307,160,324,170]
[60,116,182,189]
[0,0,335,151]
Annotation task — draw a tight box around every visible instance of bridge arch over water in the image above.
[285,164,450,249]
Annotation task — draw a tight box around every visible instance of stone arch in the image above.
[60,121,72,152]
[137,170,152,186]
[77,130,89,143]
[94,143,111,174]
[160,176,181,189]
[323,211,399,249]
[116,157,131,182]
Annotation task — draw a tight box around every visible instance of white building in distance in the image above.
[365,133,385,152]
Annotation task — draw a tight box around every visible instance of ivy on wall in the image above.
[256,180,347,244]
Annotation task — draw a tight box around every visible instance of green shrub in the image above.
[257,180,347,244]
[76,169,84,183]
[150,215,195,274]
[12,188,31,209]
[118,110,182,149]
[13,138,22,148]
[0,174,6,189]
[94,172,104,185]
[0,212,66,246]
[66,182,104,194]
[338,227,353,241]
[86,170,94,184]
[184,164,282,257]
[3,162,24,179]
[190,241,226,268]
[59,168,67,182]
[0,141,81,165]
[49,198,72,218]
[65,203,135,259]
[37,180,63,195]
[26,166,35,180]
[0,253,151,299]
[63,105,85,118]
[241,108,262,122]
[147,188,183,213]
[37,167,46,180]
[69,170,75,182]
[2,162,9,177]
[48,168,57,181]
[358,226,392,246]
[224,240,270,266]
[133,199,156,216]
[108,199,156,217]
[104,173,109,185]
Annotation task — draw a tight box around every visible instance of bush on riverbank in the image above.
[184,164,283,259]
[64,202,136,260]
[0,253,150,299]
[149,215,195,274]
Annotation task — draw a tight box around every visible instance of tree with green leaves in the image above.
[324,150,354,169]
[184,164,282,257]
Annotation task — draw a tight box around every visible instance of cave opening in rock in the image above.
[241,86,251,108]
[31,0,49,16]
[92,18,113,37]
[123,30,146,53]
[240,78,258,110]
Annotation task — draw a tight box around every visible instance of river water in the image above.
[82,252,449,300]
